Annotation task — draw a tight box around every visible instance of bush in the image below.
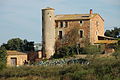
[81,45,103,54]
[53,45,77,59]
[0,57,120,80]
[53,45,104,59]
[112,51,120,59]
[0,47,6,70]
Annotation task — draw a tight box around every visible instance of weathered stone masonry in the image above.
[42,8,104,58]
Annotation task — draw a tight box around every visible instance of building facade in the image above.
[7,50,27,66]
[42,7,116,59]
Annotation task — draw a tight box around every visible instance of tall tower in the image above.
[42,7,55,59]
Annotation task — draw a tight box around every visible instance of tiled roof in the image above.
[7,50,27,55]
[55,14,98,20]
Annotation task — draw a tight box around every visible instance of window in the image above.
[65,22,68,27]
[80,30,83,38]
[59,31,62,39]
[79,20,83,26]
[80,20,83,24]
[60,22,63,27]
[96,21,99,26]
[56,22,58,27]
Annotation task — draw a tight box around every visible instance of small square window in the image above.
[80,21,82,24]
[65,22,68,27]
[60,22,63,27]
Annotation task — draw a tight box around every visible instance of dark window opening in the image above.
[80,30,83,38]
[65,22,68,27]
[56,22,58,27]
[80,21,82,24]
[59,31,62,39]
[60,22,63,27]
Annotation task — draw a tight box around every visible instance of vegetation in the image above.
[53,45,76,58]
[104,27,120,38]
[53,45,104,59]
[0,56,120,80]
[1,38,34,52]
[0,47,6,70]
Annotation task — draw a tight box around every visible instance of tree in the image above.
[7,38,24,51]
[23,39,34,52]
[105,27,120,38]
[104,30,112,37]
[1,38,34,52]
[0,47,6,70]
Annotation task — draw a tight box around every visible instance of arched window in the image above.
[80,30,84,38]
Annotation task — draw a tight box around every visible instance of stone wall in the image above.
[7,54,27,66]
[55,19,90,48]
[90,14,104,44]
[42,8,55,59]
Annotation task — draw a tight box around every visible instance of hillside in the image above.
[0,53,120,80]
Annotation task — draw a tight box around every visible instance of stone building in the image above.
[7,50,27,66]
[42,7,117,59]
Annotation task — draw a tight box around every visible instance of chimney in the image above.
[90,9,93,14]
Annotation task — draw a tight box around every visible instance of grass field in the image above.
[0,55,120,80]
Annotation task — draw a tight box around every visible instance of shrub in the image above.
[53,45,77,58]
[53,45,104,59]
[112,51,120,59]
[0,47,6,70]
[0,57,120,80]
[81,45,103,54]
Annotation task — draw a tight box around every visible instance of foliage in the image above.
[0,57,120,80]
[55,26,89,50]
[22,39,34,52]
[1,38,34,52]
[7,38,23,51]
[104,27,120,38]
[118,39,120,45]
[81,45,104,54]
[53,45,76,58]
[112,44,120,59]
[112,51,120,59]
[53,45,104,59]
[0,47,6,70]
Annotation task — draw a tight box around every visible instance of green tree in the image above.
[105,27,120,38]
[1,38,34,52]
[7,38,24,51]
[23,39,34,52]
[0,47,6,70]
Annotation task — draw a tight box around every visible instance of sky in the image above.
[0,0,120,45]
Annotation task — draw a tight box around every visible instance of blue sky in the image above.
[0,0,120,44]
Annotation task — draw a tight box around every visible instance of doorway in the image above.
[11,57,17,66]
